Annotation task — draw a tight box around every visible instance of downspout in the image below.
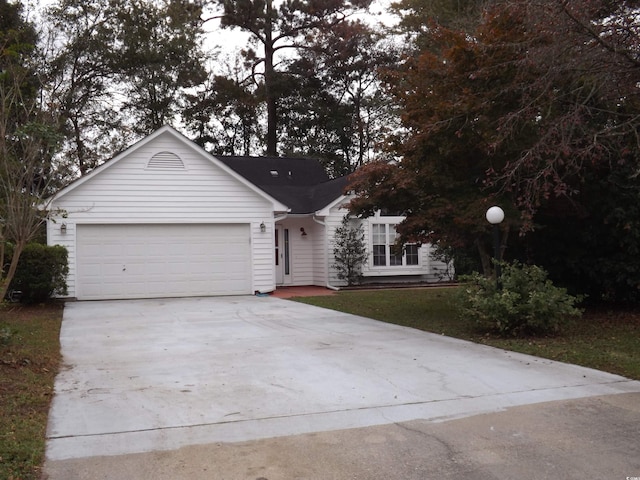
[313,215,340,291]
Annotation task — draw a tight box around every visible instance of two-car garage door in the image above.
[76,224,252,300]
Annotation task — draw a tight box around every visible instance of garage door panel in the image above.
[126,245,149,256]
[76,224,252,300]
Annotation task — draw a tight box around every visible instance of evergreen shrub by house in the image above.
[332,215,368,286]
[9,243,69,304]
[456,261,583,336]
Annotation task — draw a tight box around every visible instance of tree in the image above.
[390,0,488,50]
[115,0,207,135]
[332,215,368,286]
[526,162,640,303]
[211,0,373,155]
[347,19,519,274]
[0,0,64,301]
[348,0,640,300]
[1,0,38,100]
[192,14,398,173]
[184,57,261,155]
[44,0,123,174]
[478,1,640,222]
[45,0,207,173]
[279,20,400,176]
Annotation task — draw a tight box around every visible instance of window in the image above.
[379,208,404,216]
[405,244,419,265]
[372,224,386,266]
[371,223,419,267]
[389,224,403,265]
[284,229,290,275]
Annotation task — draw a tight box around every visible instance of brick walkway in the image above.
[270,286,337,299]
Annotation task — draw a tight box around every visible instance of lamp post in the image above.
[485,206,505,289]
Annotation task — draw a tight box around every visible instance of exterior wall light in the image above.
[60,223,67,234]
[300,227,307,237]
[260,221,266,233]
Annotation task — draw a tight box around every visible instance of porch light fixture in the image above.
[300,227,307,237]
[485,206,505,288]
[260,221,266,233]
[60,223,67,234]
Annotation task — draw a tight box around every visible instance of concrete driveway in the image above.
[44,296,640,479]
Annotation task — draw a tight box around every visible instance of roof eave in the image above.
[315,193,352,217]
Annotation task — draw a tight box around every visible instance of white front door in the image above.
[275,227,290,285]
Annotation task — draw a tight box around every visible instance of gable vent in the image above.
[147,151,185,170]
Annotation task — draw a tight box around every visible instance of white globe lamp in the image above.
[486,206,505,225]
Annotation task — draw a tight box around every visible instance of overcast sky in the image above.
[203,0,398,57]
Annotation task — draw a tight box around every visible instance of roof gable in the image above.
[50,126,288,212]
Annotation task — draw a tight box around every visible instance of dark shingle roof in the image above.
[217,156,349,214]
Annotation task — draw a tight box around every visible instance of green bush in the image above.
[455,261,583,336]
[332,215,368,286]
[10,243,69,304]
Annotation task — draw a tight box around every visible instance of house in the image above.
[47,125,451,300]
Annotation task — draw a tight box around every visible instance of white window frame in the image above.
[368,214,421,272]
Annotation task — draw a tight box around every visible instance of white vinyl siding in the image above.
[324,206,454,285]
[325,206,351,287]
[47,130,278,298]
[275,217,320,286]
[311,220,326,286]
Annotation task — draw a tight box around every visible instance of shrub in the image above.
[332,215,368,286]
[455,261,583,336]
[9,243,69,304]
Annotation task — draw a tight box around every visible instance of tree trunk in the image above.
[0,239,26,302]
[500,224,510,262]
[264,0,277,156]
[475,238,492,277]
[73,116,88,175]
[355,88,365,170]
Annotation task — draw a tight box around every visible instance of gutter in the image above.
[273,208,291,223]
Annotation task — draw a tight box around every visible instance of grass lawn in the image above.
[0,302,63,480]
[294,287,640,381]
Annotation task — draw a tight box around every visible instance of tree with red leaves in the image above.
[348,0,640,287]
